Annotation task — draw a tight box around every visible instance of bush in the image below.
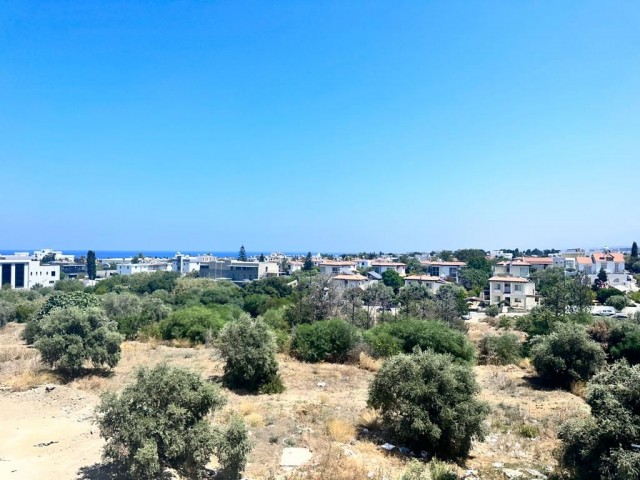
[54,278,86,292]
[102,293,171,339]
[485,305,499,317]
[479,333,521,365]
[215,414,253,480]
[605,295,627,311]
[259,307,291,353]
[34,307,122,375]
[364,319,475,363]
[290,318,361,363]
[24,291,102,344]
[218,315,284,394]
[556,361,640,479]
[596,287,622,305]
[160,305,240,344]
[603,320,640,365]
[97,364,249,479]
[0,300,17,327]
[368,350,489,460]
[531,323,606,388]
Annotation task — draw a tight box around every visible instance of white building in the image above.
[403,275,447,294]
[489,276,537,310]
[493,260,531,278]
[32,249,75,263]
[371,262,406,276]
[421,261,466,282]
[330,274,369,290]
[576,252,627,286]
[490,250,513,260]
[0,255,60,289]
[117,262,171,276]
[318,260,357,276]
[171,253,215,275]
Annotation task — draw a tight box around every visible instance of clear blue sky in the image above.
[1,1,638,253]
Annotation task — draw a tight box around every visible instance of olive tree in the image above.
[0,300,17,327]
[217,315,284,394]
[531,322,605,388]
[97,364,251,480]
[34,307,122,375]
[556,361,640,479]
[368,350,489,460]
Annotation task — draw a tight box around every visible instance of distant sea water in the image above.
[0,250,312,259]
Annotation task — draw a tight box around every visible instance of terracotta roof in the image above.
[331,274,367,281]
[372,262,406,267]
[592,252,625,263]
[489,276,530,283]
[521,257,553,265]
[404,275,442,282]
[510,261,531,266]
[576,257,593,265]
[421,261,466,267]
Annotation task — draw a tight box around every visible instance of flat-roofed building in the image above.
[0,255,59,289]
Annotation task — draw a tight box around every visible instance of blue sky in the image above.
[1,1,638,253]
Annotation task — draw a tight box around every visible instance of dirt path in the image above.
[0,385,103,479]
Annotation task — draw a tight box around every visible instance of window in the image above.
[1,264,10,287]
[51,270,56,277]
[514,284,522,292]
[493,283,501,291]
[15,264,25,288]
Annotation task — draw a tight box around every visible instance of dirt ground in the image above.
[0,322,588,479]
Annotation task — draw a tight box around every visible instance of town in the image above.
[1,245,638,315]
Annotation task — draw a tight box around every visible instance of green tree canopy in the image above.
[368,350,489,460]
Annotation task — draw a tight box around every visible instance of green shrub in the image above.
[364,319,475,363]
[485,305,499,317]
[34,307,122,375]
[0,300,17,327]
[53,278,85,292]
[605,295,627,311]
[260,307,291,353]
[479,333,521,365]
[531,323,605,388]
[215,414,253,480]
[160,305,240,344]
[498,315,514,329]
[596,287,623,305]
[601,320,640,365]
[556,361,640,479]
[218,315,284,394]
[24,291,102,344]
[96,364,248,479]
[363,330,402,357]
[368,350,489,460]
[290,318,361,363]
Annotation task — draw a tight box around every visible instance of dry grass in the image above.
[358,352,382,372]
[357,408,381,431]
[0,346,39,363]
[5,368,59,392]
[569,380,587,398]
[286,442,392,480]
[326,418,356,443]
[245,412,265,427]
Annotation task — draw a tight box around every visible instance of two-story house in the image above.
[318,260,357,276]
[488,276,537,310]
[421,261,466,283]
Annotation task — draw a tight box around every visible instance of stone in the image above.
[280,447,313,468]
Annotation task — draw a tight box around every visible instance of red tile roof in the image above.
[489,276,530,283]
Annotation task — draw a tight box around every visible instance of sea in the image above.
[0,250,311,260]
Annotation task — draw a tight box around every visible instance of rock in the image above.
[502,469,524,479]
[316,381,327,388]
[525,469,547,479]
[280,447,313,468]
[492,462,505,468]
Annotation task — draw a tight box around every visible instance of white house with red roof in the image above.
[488,276,537,310]
[576,252,627,285]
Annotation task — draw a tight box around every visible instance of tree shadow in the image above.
[522,373,565,392]
[77,462,124,480]
[57,367,115,384]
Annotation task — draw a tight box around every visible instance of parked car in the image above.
[613,312,628,319]
[593,306,616,317]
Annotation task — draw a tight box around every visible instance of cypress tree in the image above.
[87,250,97,280]
[238,246,247,261]
[632,241,638,259]
[303,252,314,271]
